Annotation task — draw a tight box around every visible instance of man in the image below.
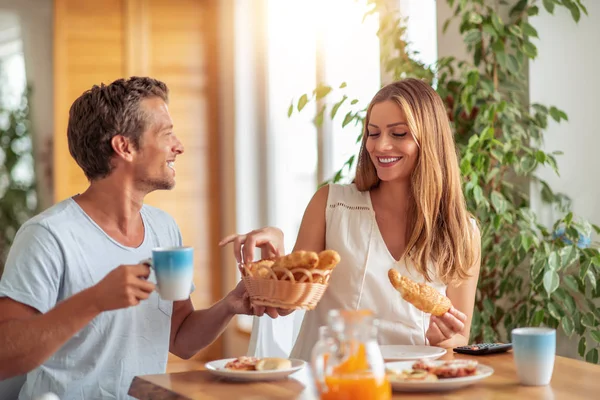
[0,77,281,399]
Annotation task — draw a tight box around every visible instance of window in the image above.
[233,0,438,340]
[234,0,381,336]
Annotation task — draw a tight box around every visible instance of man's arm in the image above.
[0,293,100,378]
[169,281,252,359]
[0,264,155,379]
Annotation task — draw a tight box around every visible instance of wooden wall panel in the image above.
[54,0,126,199]
[54,0,222,362]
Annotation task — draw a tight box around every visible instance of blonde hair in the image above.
[355,78,478,284]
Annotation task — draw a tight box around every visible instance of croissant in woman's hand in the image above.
[388,269,452,316]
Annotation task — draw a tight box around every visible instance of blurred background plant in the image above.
[0,61,38,277]
[289,0,600,363]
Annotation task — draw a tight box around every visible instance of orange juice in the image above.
[320,342,391,400]
[321,372,391,400]
[332,342,369,374]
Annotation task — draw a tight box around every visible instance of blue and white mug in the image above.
[145,247,194,301]
[512,327,556,386]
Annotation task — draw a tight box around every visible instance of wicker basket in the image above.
[240,264,332,310]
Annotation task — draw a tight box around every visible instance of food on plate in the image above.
[430,360,478,378]
[387,269,452,316]
[255,357,292,371]
[244,250,341,284]
[387,359,478,382]
[224,356,258,371]
[386,368,438,382]
[223,356,292,372]
[396,359,479,379]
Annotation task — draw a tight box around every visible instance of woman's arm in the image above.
[292,185,329,253]
[427,225,482,348]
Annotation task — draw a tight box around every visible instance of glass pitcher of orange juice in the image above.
[311,309,391,400]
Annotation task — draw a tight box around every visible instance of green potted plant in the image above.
[289,0,599,363]
[0,77,38,277]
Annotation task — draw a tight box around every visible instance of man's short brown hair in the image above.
[67,76,169,180]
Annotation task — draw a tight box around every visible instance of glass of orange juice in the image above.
[311,309,391,400]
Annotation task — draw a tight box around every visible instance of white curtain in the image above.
[247,310,306,358]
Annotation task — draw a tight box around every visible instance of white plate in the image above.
[385,360,494,392]
[205,358,306,381]
[380,345,447,361]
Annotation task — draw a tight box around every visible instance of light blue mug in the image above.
[512,327,556,386]
[146,247,194,301]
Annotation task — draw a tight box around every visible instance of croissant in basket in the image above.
[245,250,341,285]
[240,250,341,310]
[388,269,452,316]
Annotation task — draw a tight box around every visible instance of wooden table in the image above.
[129,351,600,399]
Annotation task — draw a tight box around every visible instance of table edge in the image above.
[128,376,192,400]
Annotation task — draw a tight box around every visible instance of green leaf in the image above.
[314,85,332,100]
[491,191,507,213]
[342,112,353,128]
[483,298,495,316]
[559,246,578,270]
[587,298,600,321]
[507,54,520,74]
[287,103,294,118]
[548,251,560,270]
[562,315,574,336]
[532,309,545,326]
[532,259,545,279]
[559,110,568,121]
[464,29,481,44]
[549,106,562,122]
[586,348,598,364]
[314,107,325,126]
[582,312,596,328]
[473,185,484,205]
[523,41,538,58]
[568,3,581,22]
[522,22,539,38]
[528,5,540,16]
[468,12,483,24]
[521,155,536,172]
[330,96,348,119]
[350,99,359,105]
[443,18,452,34]
[508,25,523,38]
[548,302,562,320]
[297,94,308,112]
[543,0,555,14]
[579,337,586,357]
[587,269,597,291]
[564,294,577,314]
[482,23,497,37]
[591,330,600,344]
[565,211,573,224]
[521,233,533,251]
[339,82,347,88]
[491,13,503,32]
[543,270,560,296]
[509,0,528,18]
[535,150,546,163]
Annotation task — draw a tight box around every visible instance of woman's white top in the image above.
[247,183,448,361]
[290,183,447,360]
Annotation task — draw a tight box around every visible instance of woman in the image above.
[220,79,481,361]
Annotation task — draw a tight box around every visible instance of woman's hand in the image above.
[219,227,284,264]
[426,307,467,347]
